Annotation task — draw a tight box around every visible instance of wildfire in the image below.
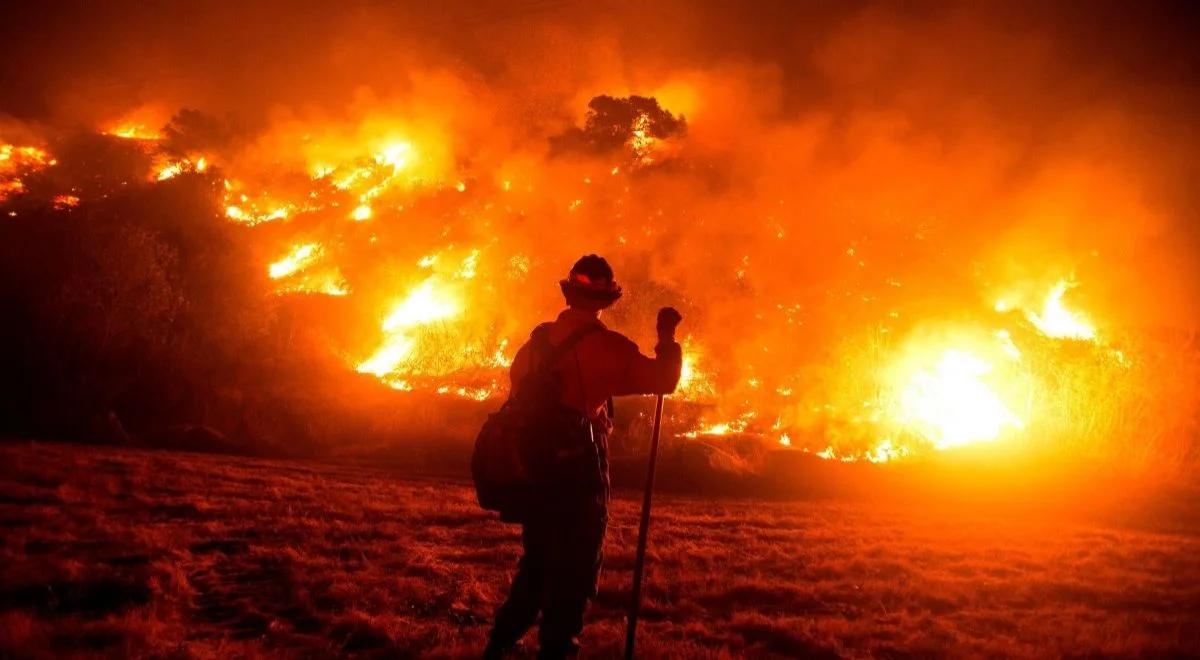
[1026,280,1096,340]
[326,139,423,201]
[0,144,53,171]
[0,144,55,203]
[682,411,756,439]
[205,129,448,230]
[897,349,1022,450]
[269,243,323,279]
[381,279,460,331]
[10,84,1174,470]
[274,273,350,297]
[376,140,414,172]
[52,194,80,209]
[357,277,462,378]
[154,155,208,181]
[106,123,163,141]
[996,278,1097,341]
[676,339,716,400]
[629,113,658,163]
[681,277,1102,462]
[156,160,187,181]
[225,203,292,225]
[102,107,169,141]
[266,243,348,295]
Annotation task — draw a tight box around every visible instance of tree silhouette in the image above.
[550,95,686,157]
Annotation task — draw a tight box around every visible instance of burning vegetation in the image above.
[0,2,1197,476]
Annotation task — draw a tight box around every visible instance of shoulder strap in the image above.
[535,323,602,376]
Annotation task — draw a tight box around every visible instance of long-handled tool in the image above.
[625,393,665,659]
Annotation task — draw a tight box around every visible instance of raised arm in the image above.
[611,307,684,396]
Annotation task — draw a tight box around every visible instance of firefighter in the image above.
[485,254,683,659]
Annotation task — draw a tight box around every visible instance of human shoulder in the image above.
[513,322,553,360]
[594,326,640,353]
[530,322,554,340]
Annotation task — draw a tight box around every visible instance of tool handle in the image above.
[625,393,665,660]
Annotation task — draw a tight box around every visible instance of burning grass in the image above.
[2,441,1198,657]
[4,93,1197,470]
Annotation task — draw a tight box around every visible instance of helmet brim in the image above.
[560,279,623,307]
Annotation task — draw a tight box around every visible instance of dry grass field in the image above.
[2,440,1199,658]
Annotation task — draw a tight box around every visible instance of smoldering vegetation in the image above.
[2,441,1198,657]
[0,2,1199,480]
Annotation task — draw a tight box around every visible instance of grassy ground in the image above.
[1,441,1198,658]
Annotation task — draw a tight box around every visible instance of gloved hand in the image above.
[656,307,683,341]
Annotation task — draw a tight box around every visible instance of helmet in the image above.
[560,254,622,308]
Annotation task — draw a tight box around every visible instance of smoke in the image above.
[1,1,1197,464]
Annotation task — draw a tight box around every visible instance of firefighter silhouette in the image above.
[486,255,682,659]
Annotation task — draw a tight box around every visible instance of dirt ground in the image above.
[1,440,1198,658]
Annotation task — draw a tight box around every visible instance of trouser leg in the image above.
[489,522,547,649]
[537,504,608,659]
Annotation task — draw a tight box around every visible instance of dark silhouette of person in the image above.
[485,255,683,659]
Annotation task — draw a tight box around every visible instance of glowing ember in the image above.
[52,194,80,209]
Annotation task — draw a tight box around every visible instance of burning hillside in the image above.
[0,2,1197,471]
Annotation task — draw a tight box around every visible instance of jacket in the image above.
[509,308,683,426]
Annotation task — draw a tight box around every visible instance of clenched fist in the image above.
[656,307,683,341]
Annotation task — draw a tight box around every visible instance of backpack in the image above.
[472,322,601,521]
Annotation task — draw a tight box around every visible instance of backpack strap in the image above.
[535,323,603,375]
[509,322,603,400]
